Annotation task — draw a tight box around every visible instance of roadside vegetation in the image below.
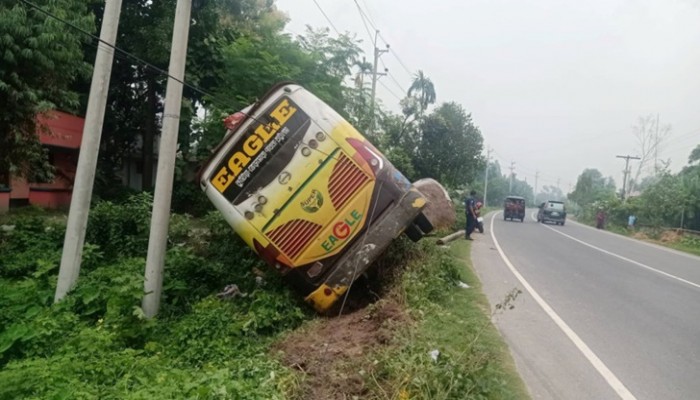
[0,197,528,399]
[565,148,700,256]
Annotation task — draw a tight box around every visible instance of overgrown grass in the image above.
[364,237,530,399]
[0,195,312,399]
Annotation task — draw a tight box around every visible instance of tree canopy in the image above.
[0,0,94,185]
[2,0,488,207]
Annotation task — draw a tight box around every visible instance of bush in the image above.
[171,178,213,217]
[86,193,153,258]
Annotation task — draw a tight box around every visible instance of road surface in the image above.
[471,210,700,400]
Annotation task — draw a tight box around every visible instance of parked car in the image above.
[503,196,525,222]
[537,200,567,225]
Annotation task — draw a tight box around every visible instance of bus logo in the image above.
[301,189,324,213]
[321,209,363,252]
[211,98,302,195]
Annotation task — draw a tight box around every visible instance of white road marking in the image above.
[530,209,700,262]
[533,214,700,291]
[568,219,700,261]
[490,212,637,400]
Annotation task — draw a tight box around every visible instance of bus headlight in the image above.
[244,211,254,220]
[254,203,263,213]
[258,195,268,205]
[301,147,311,156]
[315,131,326,141]
[308,139,318,149]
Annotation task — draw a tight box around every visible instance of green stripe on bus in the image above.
[262,147,341,232]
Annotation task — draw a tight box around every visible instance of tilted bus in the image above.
[199,83,433,312]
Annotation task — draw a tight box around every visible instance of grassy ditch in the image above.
[359,237,530,399]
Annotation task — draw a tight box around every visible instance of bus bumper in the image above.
[305,187,426,313]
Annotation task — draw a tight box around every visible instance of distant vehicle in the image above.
[198,83,433,313]
[537,201,567,225]
[503,196,525,222]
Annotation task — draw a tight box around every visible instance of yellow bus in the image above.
[199,83,433,312]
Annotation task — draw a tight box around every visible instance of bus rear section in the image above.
[199,83,431,313]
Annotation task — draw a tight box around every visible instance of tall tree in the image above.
[568,168,616,206]
[0,0,94,186]
[628,115,671,195]
[407,70,436,115]
[414,102,484,187]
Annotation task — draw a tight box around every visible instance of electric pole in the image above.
[616,155,641,200]
[534,170,539,204]
[654,113,659,175]
[508,161,515,194]
[483,148,491,206]
[142,0,192,318]
[367,29,388,138]
[55,0,123,302]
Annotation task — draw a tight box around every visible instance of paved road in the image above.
[471,210,700,400]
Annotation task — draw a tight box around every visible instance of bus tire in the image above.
[414,212,434,234]
[404,224,423,242]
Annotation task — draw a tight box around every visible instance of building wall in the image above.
[8,111,83,210]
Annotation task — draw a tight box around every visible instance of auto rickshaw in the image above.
[503,196,525,222]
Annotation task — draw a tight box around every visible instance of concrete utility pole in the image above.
[483,147,492,206]
[534,170,539,204]
[508,161,516,193]
[55,0,123,302]
[142,0,192,318]
[616,155,641,200]
[654,113,660,175]
[367,29,388,138]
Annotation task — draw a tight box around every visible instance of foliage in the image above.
[414,102,485,187]
[366,240,529,399]
[573,143,700,232]
[408,70,437,115]
[85,192,154,258]
[0,198,310,399]
[568,168,616,211]
[0,0,93,184]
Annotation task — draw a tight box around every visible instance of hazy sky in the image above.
[276,0,700,192]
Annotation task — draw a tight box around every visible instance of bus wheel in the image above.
[404,224,423,242]
[414,212,434,234]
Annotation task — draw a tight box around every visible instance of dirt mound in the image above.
[413,178,456,230]
[632,231,650,240]
[274,298,407,399]
[659,230,682,243]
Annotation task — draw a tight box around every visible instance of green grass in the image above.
[364,238,530,400]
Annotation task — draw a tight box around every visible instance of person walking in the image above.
[596,209,606,229]
[465,190,478,240]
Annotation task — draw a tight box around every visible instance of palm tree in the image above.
[407,70,436,114]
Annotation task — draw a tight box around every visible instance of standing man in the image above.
[465,190,478,240]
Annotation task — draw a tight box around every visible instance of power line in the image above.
[377,79,402,101]
[351,0,414,78]
[352,0,375,44]
[311,0,341,35]
[18,0,232,111]
[379,58,406,95]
